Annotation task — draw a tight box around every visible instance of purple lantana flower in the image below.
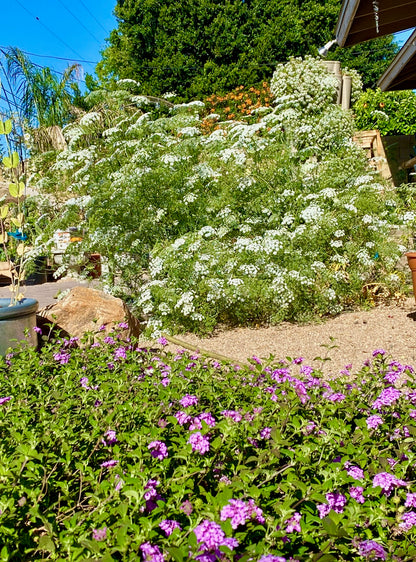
[148,441,168,460]
[366,414,383,429]
[140,542,165,562]
[159,519,181,536]
[103,430,117,446]
[53,351,70,364]
[0,396,12,405]
[194,520,239,555]
[220,498,265,529]
[285,512,301,533]
[92,527,107,541]
[101,459,119,468]
[188,432,210,454]
[405,493,416,508]
[345,464,364,481]
[180,394,198,408]
[221,410,242,422]
[349,486,365,504]
[372,387,401,409]
[372,472,406,495]
[357,539,386,560]
[114,346,127,360]
[399,511,416,531]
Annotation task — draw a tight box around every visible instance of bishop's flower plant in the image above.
[28,59,408,334]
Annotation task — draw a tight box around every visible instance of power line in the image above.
[56,0,103,47]
[0,46,98,65]
[12,0,93,67]
[76,0,110,35]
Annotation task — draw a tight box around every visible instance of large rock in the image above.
[37,286,141,342]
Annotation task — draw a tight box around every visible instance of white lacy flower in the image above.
[362,214,373,224]
[344,204,358,213]
[300,205,323,223]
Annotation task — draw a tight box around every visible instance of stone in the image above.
[37,286,141,342]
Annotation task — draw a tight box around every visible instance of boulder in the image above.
[37,286,141,342]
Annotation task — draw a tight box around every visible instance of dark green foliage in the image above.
[97,0,399,99]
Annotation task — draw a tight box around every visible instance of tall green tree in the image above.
[97,0,399,99]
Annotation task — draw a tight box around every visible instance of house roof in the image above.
[378,28,416,90]
[336,0,416,47]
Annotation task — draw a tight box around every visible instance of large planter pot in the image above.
[406,252,416,303]
[0,298,38,356]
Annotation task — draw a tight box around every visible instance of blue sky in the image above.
[1,0,117,83]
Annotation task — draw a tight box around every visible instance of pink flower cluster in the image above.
[159,519,181,536]
[372,472,406,496]
[188,432,210,454]
[317,492,346,518]
[194,520,238,557]
[140,542,165,562]
[220,498,265,529]
[148,440,168,460]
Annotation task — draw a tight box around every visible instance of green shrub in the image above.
[354,89,416,136]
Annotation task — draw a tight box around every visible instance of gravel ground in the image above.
[160,298,416,376]
[2,277,416,376]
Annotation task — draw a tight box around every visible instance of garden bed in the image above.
[0,326,415,560]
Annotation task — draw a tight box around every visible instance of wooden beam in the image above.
[400,155,416,170]
[336,0,361,47]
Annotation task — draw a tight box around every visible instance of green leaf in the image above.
[38,536,55,553]
[8,183,18,198]
[322,516,349,537]
[166,547,185,562]
[0,120,12,135]
[322,516,339,536]
[3,151,19,169]
[0,205,8,219]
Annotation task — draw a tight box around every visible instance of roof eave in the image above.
[378,28,416,91]
[336,0,361,47]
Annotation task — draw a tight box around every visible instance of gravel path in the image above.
[162,298,416,376]
[2,277,416,376]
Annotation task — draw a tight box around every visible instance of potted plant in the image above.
[0,118,38,355]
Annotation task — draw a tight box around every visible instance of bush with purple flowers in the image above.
[0,329,415,560]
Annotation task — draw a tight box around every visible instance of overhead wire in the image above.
[56,0,103,46]
[0,47,98,65]
[76,0,110,35]
[12,0,94,67]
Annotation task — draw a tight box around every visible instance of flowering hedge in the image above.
[28,58,410,335]
[0,328,416,560]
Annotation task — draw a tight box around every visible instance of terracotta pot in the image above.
[406,252,416,302]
